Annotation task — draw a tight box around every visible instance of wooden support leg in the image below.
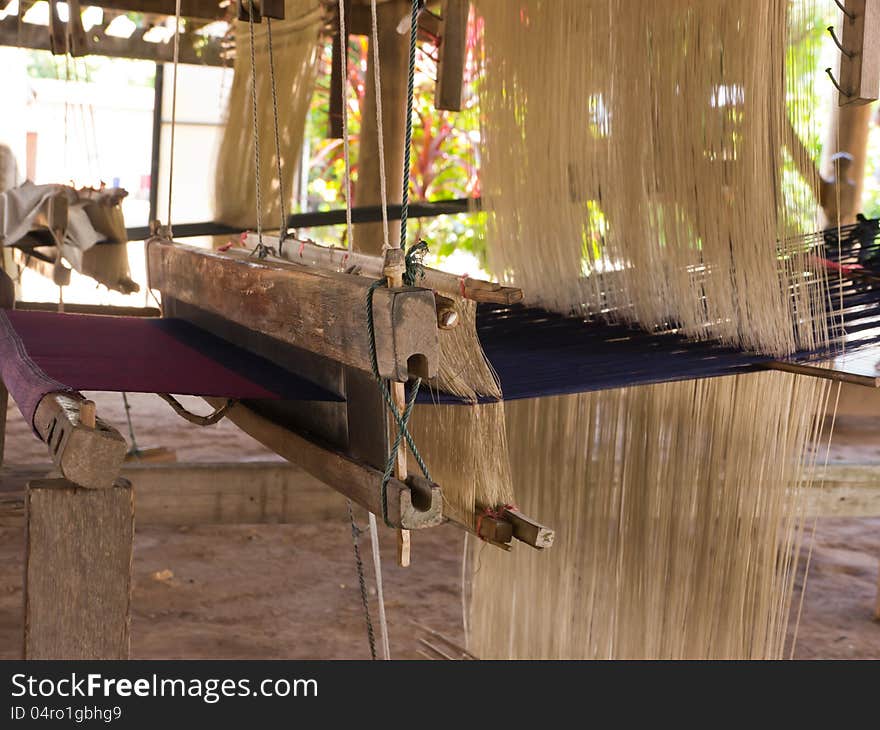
[24,478,134,659]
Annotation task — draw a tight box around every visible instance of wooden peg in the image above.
[384,247,412,566]
[79,400,96,429]
[435,294,460,329]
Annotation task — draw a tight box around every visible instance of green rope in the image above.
[403,239,428,286]
[366,276,432,527]
[398,0,422,247]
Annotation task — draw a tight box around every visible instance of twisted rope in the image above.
[365,275,432,527]
[266,17,288,254]
[397,0,422,249]
[246,1,267,257]
[346,499,377,660]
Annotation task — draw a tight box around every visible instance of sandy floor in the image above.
[1,388,880,659]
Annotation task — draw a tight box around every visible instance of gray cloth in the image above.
[0,181,102,254]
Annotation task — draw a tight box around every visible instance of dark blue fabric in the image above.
[417,220,880,404]
[418,305,775,404]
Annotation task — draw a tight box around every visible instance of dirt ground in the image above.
[1,388,880,659]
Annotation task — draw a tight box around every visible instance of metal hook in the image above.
[828,26,856,58]
[834,0,856,21]
[826,67,852,97]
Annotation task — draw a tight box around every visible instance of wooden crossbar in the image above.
[147,238,441,381]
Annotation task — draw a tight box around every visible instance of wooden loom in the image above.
[144,234,550,545]
[7,0,880,661]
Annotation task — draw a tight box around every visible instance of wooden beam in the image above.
[15,301,160,317]
[434,0,468,112]
[73,0,226,20]
[205,398,444,530]
[251,232,524,304]
[766,346,880,388]
[148,238,440,381]
[24,478,133,659]
[0,461,348,527]
[0,18,224,66]
[805,463,880,517]
[502,506,555,550]
[33,393,127,490]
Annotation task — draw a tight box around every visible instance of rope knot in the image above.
[403,240,429,287]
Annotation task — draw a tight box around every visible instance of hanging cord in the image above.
[368,510,391,659]
[157,393,235,426]
[397,0,422,249]
[337,0,355,253]
[369,0,391,251]
[121,392,140,454]
[246,0,269,257]
[166,0,182,234]
[266,18,288,254]
[347,500,377,660]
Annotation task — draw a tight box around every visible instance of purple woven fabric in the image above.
[0,310,77,432]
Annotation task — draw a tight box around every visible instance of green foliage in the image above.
[302,13,486,264]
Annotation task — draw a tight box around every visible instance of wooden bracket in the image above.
[147,238,440,381]
[434,0,468,112]
[328,0,350,139]
[472,505,555,550]
[47,0,67,55]
[833,0,880,105]
[66,0,88,57]
[502,506,555,549]
[206,397,444,530]
[237,0,285,23]
[33,393,127,490]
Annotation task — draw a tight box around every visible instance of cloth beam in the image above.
[0,310,341,433]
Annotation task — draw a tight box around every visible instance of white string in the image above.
[369,0,391,251]
[337,0,354,253]
[367,513,391,660]
[166,0,182,234]
[336,0,390,658]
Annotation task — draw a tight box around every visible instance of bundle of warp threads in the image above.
[460,0,835,658]
[213,0,325,229]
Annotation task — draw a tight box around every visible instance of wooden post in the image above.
[24,478,133,659]
[355,0,410,254]
[820,102,873,225]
